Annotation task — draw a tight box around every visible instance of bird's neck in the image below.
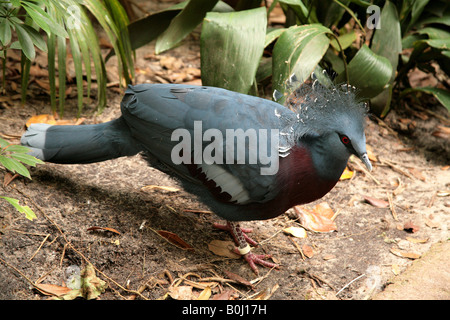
[303,135,350,182]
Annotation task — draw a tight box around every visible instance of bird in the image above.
[21,78,372,274]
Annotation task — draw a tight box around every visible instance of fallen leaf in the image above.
[424,218,439,229]
[437,190,450,197]
[3,172,19,187]
[294,203,337,233]
[366,145,378,162]
[197,287,212,300]
[26,114,56,127]
[391,264,400,275]
[157,230,193,250]
[223,270,253,288]
[432,125,450,139]
[208,240,240,259]
[403,221,419,233]
[339,167,354,180]
[212,289,234,300]
[168,285,193,300]
[390,247,421,259]
[25,114,85,128]
[87,226,121,235]
[283,226,307,238]
[141,185,180,193]
[34,283,72,297]
[302,244,314,258]
[363,195,389,208]
[407,167,426,181]
[406,236,428,244]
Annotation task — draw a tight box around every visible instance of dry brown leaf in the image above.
[283,226,307,238]
[224,270,253,288]
[363,195,389,208]
[408,167,426,181]
[390,247,421,259]
[3,172,19,187]
[406,236,429,244]
[208,240,240,259]
[168,285,192,300]
[391,264,401,275]
[403,221,420,233]
[432,125,450,139]
[424,218,439,229]
[141,185,180,193]
[157,230,193,250]
[197,287,212,300]
[212,289,234,300]
[87,226,121,235]
[294,203,337,233]
[34,283,72,297]
[339,167,354,180]
[25,114,85,128]
[366,145,378,162]
[302,244,314,258]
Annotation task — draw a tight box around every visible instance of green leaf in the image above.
[22,25,47,52]
[330,30,356,51]
[14,24,35,61]
[0,19,12,45]
[402,87,450,112]
[0,137,9,148]
[156,0,219,54]
[336,44,392,100]
[272,24,332,104]
[265,27,286,48]
[0,196,37,221]
[10,153,44,166]
[370,1,402,115]
[200,7,267,94]
[0,156,31,179]
[128,4,185,51]
[22,1,68,38]
[5,145,31,154]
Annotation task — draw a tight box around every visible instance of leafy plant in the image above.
[0,0,133,115]
[0,137,43,221]
[127,0,449,116]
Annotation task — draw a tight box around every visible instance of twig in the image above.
[288,237,305,260]
[28,234,50,262]
[336,274,366,296]
[387,192,398,221]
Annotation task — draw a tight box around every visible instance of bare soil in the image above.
[0,2,449,301]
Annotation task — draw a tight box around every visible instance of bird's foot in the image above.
[213,221,279,275]
[212,222,258,246]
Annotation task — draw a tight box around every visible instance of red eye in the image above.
[341,135,350,145]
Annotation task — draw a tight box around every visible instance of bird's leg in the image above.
[213,221,279,275]
[212,221,258,246]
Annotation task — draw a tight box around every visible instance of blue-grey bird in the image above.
[21,80,371,274]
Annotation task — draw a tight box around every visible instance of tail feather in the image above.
[21,117,142,164]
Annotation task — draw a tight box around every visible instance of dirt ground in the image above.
[1,2,449,301]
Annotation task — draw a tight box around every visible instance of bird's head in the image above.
[285,79,372,179]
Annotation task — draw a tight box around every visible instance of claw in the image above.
[214,221,279,275]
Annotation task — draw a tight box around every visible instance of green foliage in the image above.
[0,0,133,115]
[200,7,266,94]
[0,137,43,179]
[0,137,43,221]
[128,0,449,115]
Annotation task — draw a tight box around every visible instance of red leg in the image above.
[213,221,279,275]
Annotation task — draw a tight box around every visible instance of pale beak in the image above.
[359,153,372,171]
